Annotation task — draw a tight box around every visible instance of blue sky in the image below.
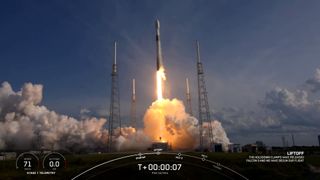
[1,0,320,146]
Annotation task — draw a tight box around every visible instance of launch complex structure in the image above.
[107,20,214,152]
[107,42,121,152]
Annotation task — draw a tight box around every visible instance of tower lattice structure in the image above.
[107,41,122,152]
[196,41,214,151]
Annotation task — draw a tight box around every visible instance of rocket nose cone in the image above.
[155,19,160,29]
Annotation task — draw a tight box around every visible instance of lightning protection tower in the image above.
[196,41,214,152]
[107,41,122,152]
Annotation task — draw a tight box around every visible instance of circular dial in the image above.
[16,152,39,171]
[43,152,66,171]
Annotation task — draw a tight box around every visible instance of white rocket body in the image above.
[156,20,164,70]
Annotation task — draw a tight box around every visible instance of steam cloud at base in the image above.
[143,98,230,151]
[114,127,152,151]
[0,82,109,152]
[0,82,230,152]
[203,121,230,151]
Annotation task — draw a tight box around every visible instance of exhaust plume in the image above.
[0,82,109,152]
[0,82,229,152]
[143,98,230,151]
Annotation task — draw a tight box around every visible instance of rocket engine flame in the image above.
[156,67,166,100]
[143,98,230,150]
[144,98,198,149]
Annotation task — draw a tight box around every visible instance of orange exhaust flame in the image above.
[144,99,198,150]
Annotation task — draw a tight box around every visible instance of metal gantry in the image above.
[107,41,122,152]
[196,41,213,151]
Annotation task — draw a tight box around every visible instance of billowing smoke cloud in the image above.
[0,82,110,152]
[203,121,231,151]
[0,82,230,152]
[143,98,230,151]
[115,127,152,151]
[0,82,154,152]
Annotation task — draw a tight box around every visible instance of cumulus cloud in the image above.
[306,68,320,93]
[213,107,280,133]
[212,67,320,140]
[262,87,320,127]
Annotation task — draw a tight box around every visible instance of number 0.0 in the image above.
[24,161,31,167]
[49,161,60,168]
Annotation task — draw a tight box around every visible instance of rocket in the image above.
[155,19,164,70]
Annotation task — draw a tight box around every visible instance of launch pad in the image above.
[150,142,171,151]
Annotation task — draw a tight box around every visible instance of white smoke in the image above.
[0,82,230,152]
[114,127,152,151]
[0,82,110,152]
[203,121,230,151]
